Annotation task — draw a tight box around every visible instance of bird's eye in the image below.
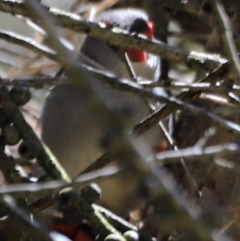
[129,18,148,33]
[129,18,154,39]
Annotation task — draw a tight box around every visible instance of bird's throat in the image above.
[126,48,147,62]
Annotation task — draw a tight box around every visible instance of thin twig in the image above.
[93,204,138,232]
[0,30,56,60]
[0,166,121,200]
[153,143,240,167]
[158,121,201,197]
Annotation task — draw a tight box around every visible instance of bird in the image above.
[40,8,166,216]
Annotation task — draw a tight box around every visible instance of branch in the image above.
[131,62,230,136]
[0,30,56,60]
[0,166,120,200]
[23,1,144,239]
[0,76,67,88]
[54,63,240,138]
[0,2,237,137]
[93,204,138,233]
[1,74,240,93]
[145,163,231,241]
[0,0,227,72]
[0,87,71,181]
[80,64,240,136]
[2,61,237,147]
[1,197,53,241]
[157,121,200,197]
[154,143,240,168]
[211,0,240,83]
[58,188,122,237]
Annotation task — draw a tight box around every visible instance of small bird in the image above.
[41,8,165,215]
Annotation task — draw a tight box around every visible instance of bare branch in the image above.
[0,166,121,200]
[131,63,230,136]
[0,30,56,60]
[154,143,240,168]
